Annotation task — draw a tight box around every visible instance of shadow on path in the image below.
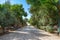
[0,26,50,40]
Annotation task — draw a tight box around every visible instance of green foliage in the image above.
[39,26,46,30]
[27,0,58,25]
[0,1,27,28]
[26,0,59,32]
[46,25,54,33]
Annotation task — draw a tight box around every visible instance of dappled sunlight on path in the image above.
[0,26,60,40]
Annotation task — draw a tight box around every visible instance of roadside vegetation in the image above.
[0,0,60,35]
[26,0,59,33]
[0,0,27,34]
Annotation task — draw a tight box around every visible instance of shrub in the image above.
[46,25,54,33]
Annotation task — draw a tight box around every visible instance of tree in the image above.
[26,0,59,31]
[11,4,27,26]
[0,0,27,33]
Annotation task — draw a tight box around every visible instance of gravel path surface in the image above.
[0,26,60,40]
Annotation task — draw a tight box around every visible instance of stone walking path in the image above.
[0,26,60,40]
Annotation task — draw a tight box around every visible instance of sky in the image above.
[0,0,31,19]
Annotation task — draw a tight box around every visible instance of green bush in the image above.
[37,25,54,33]
[39,26,46,30]
[46,25,54,33]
